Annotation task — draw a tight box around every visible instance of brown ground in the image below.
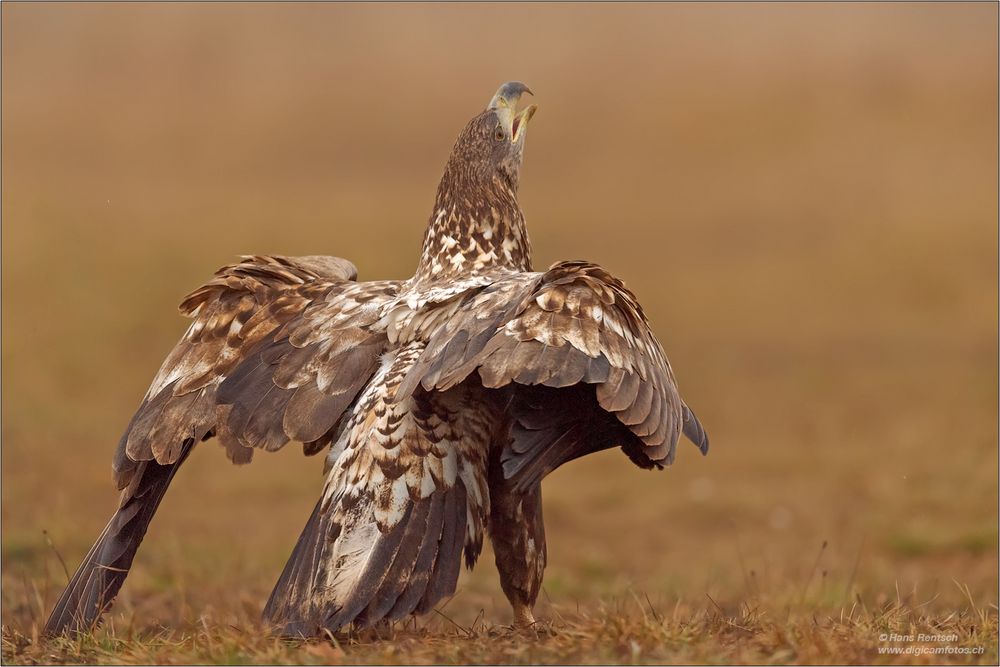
[2,4,997,664]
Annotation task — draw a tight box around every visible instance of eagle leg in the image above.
[487,474,546,628]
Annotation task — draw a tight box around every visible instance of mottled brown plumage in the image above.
[43,82,709,638]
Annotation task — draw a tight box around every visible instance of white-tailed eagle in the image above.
[44,82,709,636]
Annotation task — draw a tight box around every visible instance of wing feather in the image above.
[394,261,705,479]
[617,375,654,426]
[113,255,399,489]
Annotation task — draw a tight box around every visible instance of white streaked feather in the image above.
[375,475,410,529]
[323,508,381,602]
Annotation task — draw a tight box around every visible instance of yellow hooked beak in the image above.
[488,81,538,143]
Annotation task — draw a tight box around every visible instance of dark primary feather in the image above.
[499,384,654,494]
[683,404,710,455]
[44,446,193,636]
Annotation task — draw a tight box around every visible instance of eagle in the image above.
[43,82,709,637]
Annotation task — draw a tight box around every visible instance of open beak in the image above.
[488,81,538,143]
[511,104,537,143]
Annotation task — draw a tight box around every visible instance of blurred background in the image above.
[2,3,997,634]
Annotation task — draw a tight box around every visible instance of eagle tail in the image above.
[263,478,469,636]
[43,447,191,636]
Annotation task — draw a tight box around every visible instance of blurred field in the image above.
[2,3,997,664]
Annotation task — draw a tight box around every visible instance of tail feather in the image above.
[261,489,345,636]
[385,484,447,619]
[43,446,190,636]
[263,480,470,636]
[414,482,466,615]
[358,493,437,624]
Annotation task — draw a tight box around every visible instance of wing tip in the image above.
[682,404,710,456]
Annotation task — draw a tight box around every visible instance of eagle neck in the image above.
[412,172,532,283]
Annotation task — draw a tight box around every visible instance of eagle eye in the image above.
[494,125,505,142]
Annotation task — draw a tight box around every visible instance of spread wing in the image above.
[113,255,400,491]
[395,260,708,487]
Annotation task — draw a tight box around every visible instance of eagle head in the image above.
[443,81,538,194]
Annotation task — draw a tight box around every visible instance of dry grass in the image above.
[3,596,997,665]
[2,3,998,664]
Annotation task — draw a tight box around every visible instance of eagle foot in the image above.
[512,602,536,628]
